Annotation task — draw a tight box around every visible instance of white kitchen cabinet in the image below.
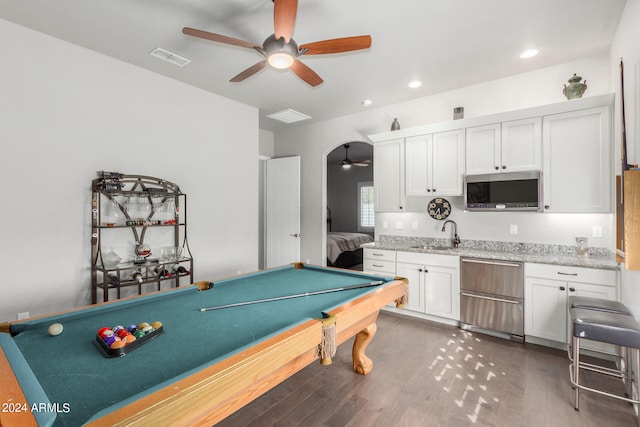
[524,263,618,343]
[465,117,542,175]
[396,262,425,313]
[405,130,465,196]
[373,139,405,212]
[363,248,396,275]
[396,252,460,321]
[542,106,612,213]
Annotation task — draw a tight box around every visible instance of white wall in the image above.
[610,0,640,318]
[0,19,259,322]
[274,55,612,265]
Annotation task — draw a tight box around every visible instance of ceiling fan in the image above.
[182,0,372,87]
[340,144,371,169]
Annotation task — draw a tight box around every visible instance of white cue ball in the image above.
[48,323,63,336]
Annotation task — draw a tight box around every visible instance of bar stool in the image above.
[568,295,632,315]
[569,307,640,422]
[567,296,634,392]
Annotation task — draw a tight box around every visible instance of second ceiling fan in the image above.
[182,0,372,87]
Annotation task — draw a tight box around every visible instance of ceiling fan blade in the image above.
[182,27,260,49]
[290,60,323,87]
[230,60,267,82]
[300,35,372,55]
[274,0,298,43]
[352,162,370,167]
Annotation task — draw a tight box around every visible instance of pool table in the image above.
[0,263,406,426]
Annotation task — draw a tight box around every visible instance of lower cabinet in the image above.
[524,263,618,344]
[363,248,396,275]
[396,252,460,321]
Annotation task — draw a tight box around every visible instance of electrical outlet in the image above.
[510,224,518,235]
[18,312,29,320]
[395,221,404,230]
[412,221,419,230]
[592,225,603,238]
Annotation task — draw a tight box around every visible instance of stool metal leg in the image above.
[574,335,580,411]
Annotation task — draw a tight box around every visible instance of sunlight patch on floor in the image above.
[428,330,500,423]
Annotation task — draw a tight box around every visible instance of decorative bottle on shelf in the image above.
[107,273,120,287]
[172,264,188,274]
[154,265,171,278]
[130,269,144,284]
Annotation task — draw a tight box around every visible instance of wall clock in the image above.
[428,198,451,220]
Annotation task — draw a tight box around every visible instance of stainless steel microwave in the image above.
[464,171,543,212]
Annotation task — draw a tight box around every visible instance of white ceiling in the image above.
[0,0,626,132]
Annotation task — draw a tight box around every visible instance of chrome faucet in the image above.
[442,220,461,248]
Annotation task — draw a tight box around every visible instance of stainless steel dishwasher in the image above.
[460,257,524,342]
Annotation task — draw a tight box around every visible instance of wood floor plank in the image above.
[216,312,638,426]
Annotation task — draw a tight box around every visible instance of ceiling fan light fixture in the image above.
[342,163,352,170]
[268,52,295,69]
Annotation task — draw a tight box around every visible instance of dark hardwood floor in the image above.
[218,312,638,427]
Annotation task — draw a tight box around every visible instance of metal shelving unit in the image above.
[91,172,193,303]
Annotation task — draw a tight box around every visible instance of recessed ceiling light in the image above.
[408,81,423,89]
[361,99,373,107]
[518,48,539,59]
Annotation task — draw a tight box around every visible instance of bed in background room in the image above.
[327,232,374,269]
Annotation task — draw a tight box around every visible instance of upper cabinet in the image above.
[374,138,405,212]
[542,106,612,213]
[405,129,465,196]
[369,94,614,214]
[465,117,542,175]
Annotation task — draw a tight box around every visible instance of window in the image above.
[358,181,374,232]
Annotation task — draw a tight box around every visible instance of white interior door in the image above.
[265,156,301,268]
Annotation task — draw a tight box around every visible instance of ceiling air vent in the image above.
[266,109,311,124]
[150,48,191,67]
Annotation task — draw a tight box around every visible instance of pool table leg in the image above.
[352,322,377,375]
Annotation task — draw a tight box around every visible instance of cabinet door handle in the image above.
[502,165,507,169]
[462,258,521,268]
[418,268,423,272]
[372,264,384,268]
[569,287,576,292]
[557,272,578,276]
[494,166,499,170]
[372,253,385,256]
[559,286,566,291]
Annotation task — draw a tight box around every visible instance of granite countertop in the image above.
[362,237,620,271]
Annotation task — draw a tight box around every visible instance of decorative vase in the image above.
[390,118,400,131]
[563,74,587,100]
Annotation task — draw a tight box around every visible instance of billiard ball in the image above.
[141,325,153,333]
[122,334,136,345]
[110,340,125,349]
[48,323,63,336]
[151,321,162,330]
[137,322,150,330]
[97,327,111,338]
[133,330,145,339]
[126,324,137,332]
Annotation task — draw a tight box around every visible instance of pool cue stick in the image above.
[200,280,385,312]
